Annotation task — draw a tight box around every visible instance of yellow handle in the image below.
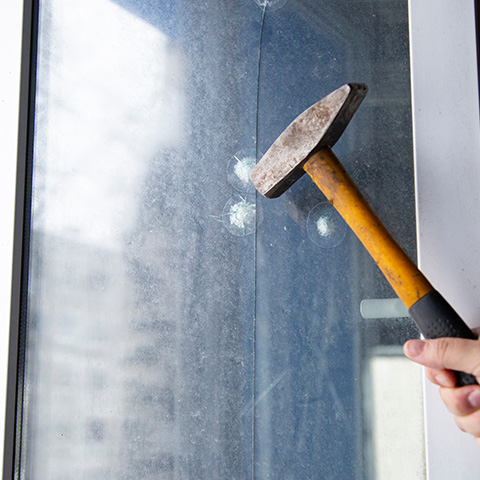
[303,147,433,309]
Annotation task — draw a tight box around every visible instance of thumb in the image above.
[404,337,480,377]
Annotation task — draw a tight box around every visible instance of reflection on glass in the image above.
[19,0,424,478]
[24,1,257,478]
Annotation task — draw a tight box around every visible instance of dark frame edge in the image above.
[2,0,39,478]
[476,0,480,112]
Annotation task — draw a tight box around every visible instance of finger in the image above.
[440,385,480,416]
[403,338,480,377]
[454,409,480,438]
[425,367,457,387]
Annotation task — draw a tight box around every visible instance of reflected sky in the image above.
[34,0,184,249]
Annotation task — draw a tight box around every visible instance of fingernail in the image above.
[435,373,455,387]
[405,339,426,357]
[468,390,480,408]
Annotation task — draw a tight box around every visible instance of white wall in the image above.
[409,0,480,477]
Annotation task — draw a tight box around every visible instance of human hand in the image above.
[404,337,480,446]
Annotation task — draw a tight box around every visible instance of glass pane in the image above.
[19,0,424,479]
[254,3,424,478]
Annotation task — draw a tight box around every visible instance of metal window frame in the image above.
[1,0,37,478]
[2,0,479,478]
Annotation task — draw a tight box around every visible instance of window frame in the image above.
[409,0,480,476]
[1,1,37,478]
[2,0,480,477]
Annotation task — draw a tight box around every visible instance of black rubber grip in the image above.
[409,291,478,386]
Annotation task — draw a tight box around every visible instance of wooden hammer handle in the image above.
[304,147,478,386]
[304,147,431,309]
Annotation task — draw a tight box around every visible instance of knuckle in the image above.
[431,337,454,365]
[452,394,468,414]
[454,415,467,432]
[472,363,480,379]
[440,388,465,415]
[427,337,480,377]
[425,367,438,384]
[454,409,480,438]
[470,352,480,378]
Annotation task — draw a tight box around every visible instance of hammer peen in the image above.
[250,83,478,386]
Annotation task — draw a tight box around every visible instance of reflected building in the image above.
[25,231,135,478]
[25,158,183,479]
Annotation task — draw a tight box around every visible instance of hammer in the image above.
[250,83,477,386]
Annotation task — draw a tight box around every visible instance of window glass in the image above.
[19,0,424,478]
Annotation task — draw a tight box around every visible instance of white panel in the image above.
[0,0,24,471]
[409,0,480,477]
[370,354,425,479]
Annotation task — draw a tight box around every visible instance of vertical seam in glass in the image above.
[253,5,266,479]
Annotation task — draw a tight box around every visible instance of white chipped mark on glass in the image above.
[307,202,347,247]
[316,214,334,237]
[223,148,261,236]
[222,195,262,236]
[227,149,257,193]
[254,0,287,11]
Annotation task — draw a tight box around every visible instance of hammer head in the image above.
[250,83,368,198]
